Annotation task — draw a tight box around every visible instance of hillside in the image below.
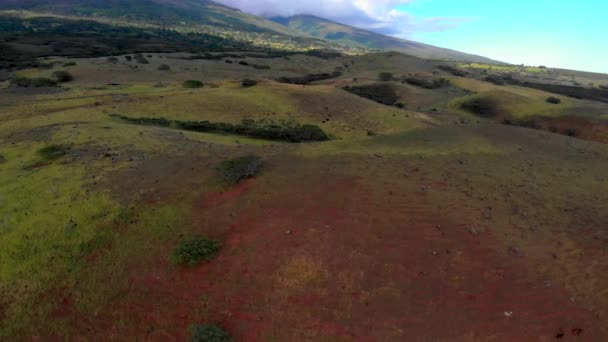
[272,15,499,63]
[0,0,500,62]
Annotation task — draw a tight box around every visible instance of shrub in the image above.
[241,79,257,87]
[182,80,204,88]
[437,65,467,77]
[378,72,393,81]
[0,155,6,163]
[546,97,561,104]
[52,71,73,83]
[189,324,232,342]
[217,155,263,185]
[62,61,76,67]
[564,128,578,137]
[404,77,450,89]
[459,97,501,118]
[172,237,220,265]
[276,70,342,85]
[343,83,399,106]
[37,144,69,160]
[158,64,171,71]
[125,55,132,61]
[107,57,118,63]
[10,77,57,87]
[599,85,608,90]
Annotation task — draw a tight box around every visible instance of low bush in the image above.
[189,324,232,342]
[52,71,73,83]
[158,64,171,71]
[217,155,263,185]
[404,77,450,89]
[125,55,132,61]
[182,80,204,88]
[107,57,118,63]
[36,144,69,160]
[10,77,57,87]
[62,61,76,67]
[378,72,393,81]
[113,115,329,142]
[437,65,467,77]
[172,237,220,265]
[241,79,257,87]
[459,97,501,118]
[546,96,561,104]
[277,70,342,85]
[134,54,149,64]
[343,83,399,106]
[564,127,578,137]
[599,85,608,90]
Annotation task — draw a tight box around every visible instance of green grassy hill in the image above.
[272,15,499,63]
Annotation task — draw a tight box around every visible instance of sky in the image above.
[215,0,608,74]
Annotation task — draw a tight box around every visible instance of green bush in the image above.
[10,77,57,88]
[158,64,171,71]
[183,80,204,88]
[241,79,257,87]
[52,71,73,83]
[62,61,77,67]
[172,237,220,265]
[378,72,393,81]
[217,155,263,185]
[546,97,561,104]
[36,144,69,160]
[189,324,232,342]
[107,57,118,63]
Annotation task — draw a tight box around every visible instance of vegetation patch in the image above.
[277,69,342,85]
[217,155,263,185]
[112,115,330,143]
[171,237,220,266]
[51,71,73,83]
[241,79,257,87]
[378,72,393,81]
[182,80,204,88]
[459,96,503,118]
[189,324,232,342]
[157,64,171,71]
[404,77,450,89]
[343,83,399,106]
[438,65,467,77]
[10,77,57,88]
[36,144,69,161]
[546,96,561,104]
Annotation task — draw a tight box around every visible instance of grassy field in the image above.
[1,51,608,340]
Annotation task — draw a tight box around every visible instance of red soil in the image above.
[57,171,604,340]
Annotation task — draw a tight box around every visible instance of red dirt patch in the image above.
[56,164,606,340]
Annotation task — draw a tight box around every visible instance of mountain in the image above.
[0,0,498,62]
[272,15,497,63]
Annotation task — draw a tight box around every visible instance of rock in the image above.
[285,230,292,235]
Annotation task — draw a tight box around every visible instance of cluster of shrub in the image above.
[9,71,73,88]
[277,69,342,85]
[111,115,329,143]
[437,65,467,77]
[343,83,400,106]
[403,77,450,89]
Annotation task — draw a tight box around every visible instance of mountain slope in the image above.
[0,0,292,34]
[272,15,498,63]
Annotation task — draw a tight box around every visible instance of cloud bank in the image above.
[214,0,465,37]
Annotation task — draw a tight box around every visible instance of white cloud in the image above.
[213,0,462,37]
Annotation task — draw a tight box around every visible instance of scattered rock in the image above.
[285,230,292,235]
[503,311,513,317]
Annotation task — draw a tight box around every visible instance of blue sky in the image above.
[396,0,608,73]
[218,0,608,73]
